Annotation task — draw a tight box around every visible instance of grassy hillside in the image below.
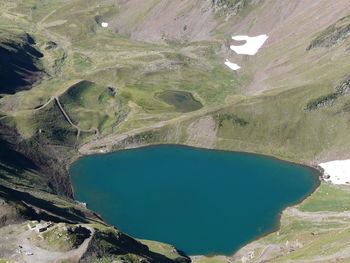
[1,0,350,262]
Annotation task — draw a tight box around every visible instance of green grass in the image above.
[272,227,350,262]
[1,1,350,262]
[192,256,229,263]
[138,239,184,260]
[299,183,350,212]
[37,226,74,251]
[26,101,77,144]
[212,82,350,163]
[0,0,245,128]
[59,80,128,134]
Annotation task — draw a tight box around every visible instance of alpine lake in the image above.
[71,145,319,255]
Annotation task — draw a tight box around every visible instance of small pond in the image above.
[157,90,203,112]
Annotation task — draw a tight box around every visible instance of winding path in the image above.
[12,224,94,263]
[34,97,54,111]
[78,104,227,154]
[54,97,99,135]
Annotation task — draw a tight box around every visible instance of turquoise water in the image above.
[71,145,319,255]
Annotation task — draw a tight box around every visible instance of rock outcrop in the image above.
[307,15,350,50]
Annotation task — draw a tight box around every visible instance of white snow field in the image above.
[319,160,350,185]
[224,59,241,71]
[230,34,269,55]
[224,34,268,71]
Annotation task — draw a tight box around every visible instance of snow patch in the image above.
[224,59,241,71]
[224,34,268,71]
[319,160,350,185]
[230,34,269,55]
[101,22,109,28]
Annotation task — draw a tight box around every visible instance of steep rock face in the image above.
[0,31,44,95]
[307,15,350,50]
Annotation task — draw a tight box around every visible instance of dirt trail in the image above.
[38,9,57,25]
[78,104,226,154]
[34,97,54,111]
[286,207,350,222]
[19,233,91,263]
[55,97,99,135]
[12,225,94,263]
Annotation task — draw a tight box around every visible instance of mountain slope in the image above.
[0,30,44,95]
[1,0,350,262]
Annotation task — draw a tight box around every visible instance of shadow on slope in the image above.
[0,184,88,225]
[0,32,44,95]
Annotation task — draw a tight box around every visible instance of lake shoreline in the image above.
[190,175,322,258]
[71,142,322,258]
[75,142,324,177]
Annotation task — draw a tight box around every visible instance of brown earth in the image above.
[111,0,217,43]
